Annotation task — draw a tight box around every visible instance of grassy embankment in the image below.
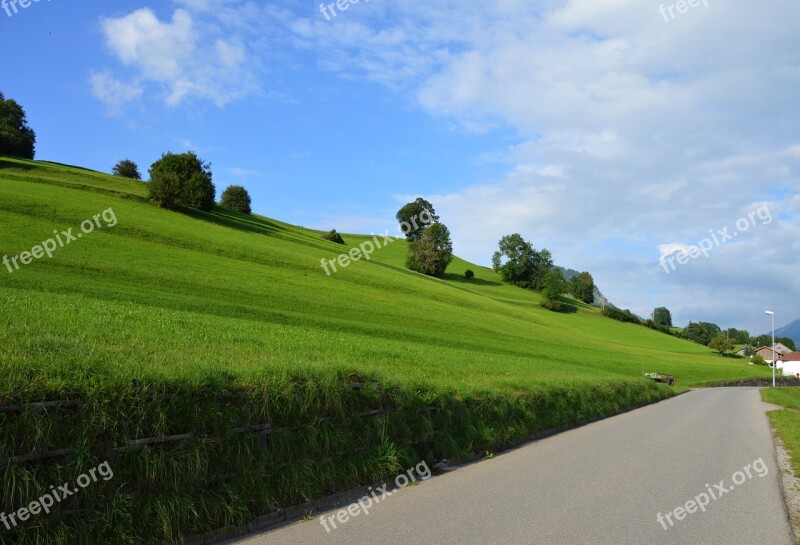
[762,388,800,476]
[0,157,771,543]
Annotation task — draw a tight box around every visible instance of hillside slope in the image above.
[0,157,771,544]
[0,157,768,391]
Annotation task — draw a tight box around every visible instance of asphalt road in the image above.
[227,388,794,545]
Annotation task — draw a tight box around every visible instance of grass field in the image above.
[0,157,772,543]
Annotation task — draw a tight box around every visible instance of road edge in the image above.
[771,415,800,545]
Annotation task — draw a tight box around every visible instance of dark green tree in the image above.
[569,272,595,304]
[406,223,453,277]
[148,152,216,211]
[541,270,567,311]
[653,307,673,328]
[492,234,552,290]
[464,269,475,280]
[148,171,182,210]
[683,321,722,346]
[0,92,36,159]
[725,328,750,344]
[220,185,252,214]
[112,159,141,180]
[396,198,439,241]
[750,334,773,348]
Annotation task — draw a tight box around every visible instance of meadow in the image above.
[0,157,771,543]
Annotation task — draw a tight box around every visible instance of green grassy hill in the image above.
[0,157,769,544]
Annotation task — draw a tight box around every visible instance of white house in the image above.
[777,352,800,378]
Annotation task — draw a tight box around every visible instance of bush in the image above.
[752,354,767,366]
[644,319,677,337]
[112,159,141,180]
[220,185,252,214]
[322,229,345,245]
[540,298,562,312]
[602,306,641,324]
[148,152,216,211]
[464,269,475,280]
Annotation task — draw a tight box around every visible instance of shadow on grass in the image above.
[443,273,502,287]
[0,157,36,170]
[181,206,292,237]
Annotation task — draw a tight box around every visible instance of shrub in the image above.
[112,159,141,180]
[540,298,562,312]
[148,152,216,211]
[220,185,252,214]
[322,230,345,245]
[752,354,767,366]
[601,306,641,324]
[464,269,475,280]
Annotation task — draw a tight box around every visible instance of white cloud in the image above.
[286,0,800,331]
[89,71,143,114]
[94,6,258,110]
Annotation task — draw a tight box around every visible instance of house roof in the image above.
[782,352,800,362]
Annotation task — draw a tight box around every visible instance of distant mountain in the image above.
[776,319,800,349]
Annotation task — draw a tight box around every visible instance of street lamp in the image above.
[766,311,775,388]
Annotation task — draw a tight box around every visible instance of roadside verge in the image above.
[761,388,800,545]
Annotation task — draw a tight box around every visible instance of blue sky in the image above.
[2,0,799,334]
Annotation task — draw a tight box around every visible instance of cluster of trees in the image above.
[0,92,36,159]
[110,154,253,215]
[489,233,595,311]
[396,198,453,278]
[679,320,796,352]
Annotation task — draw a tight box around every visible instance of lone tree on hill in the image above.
[0,92,36,159]
[406,222,453,277]
[148,151,216,211]
[112,159,142,180]
[653,307,673,328]
[220,185,252,214]
[396,198,439,241]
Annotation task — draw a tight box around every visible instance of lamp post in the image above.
[765,311,775,388]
